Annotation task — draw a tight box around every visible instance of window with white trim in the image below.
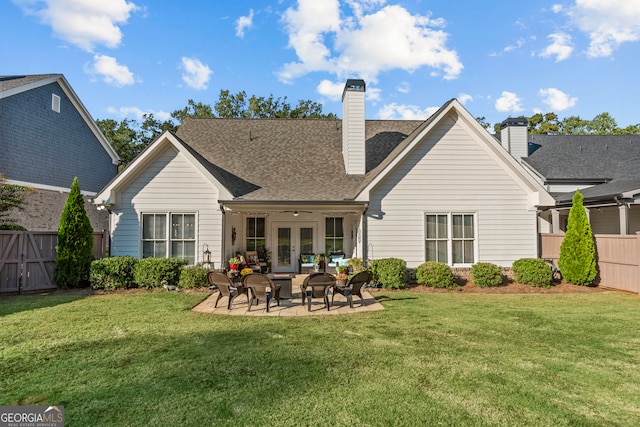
[425,213,476,265]
[52,94,60,113]
[142,213,196,264]
[325,217,344,254]
[245,217,266,251]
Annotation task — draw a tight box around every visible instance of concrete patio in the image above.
[192,274,384,316]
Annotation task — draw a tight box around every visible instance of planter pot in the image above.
[230,263,240,271]
[336,279,348,286]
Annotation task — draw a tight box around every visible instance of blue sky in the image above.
[3,0,640,130]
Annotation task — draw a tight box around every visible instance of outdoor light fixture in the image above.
[293,211,299,216]
[203,244,212,269]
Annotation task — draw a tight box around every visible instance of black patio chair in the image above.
[332,270,372,309]
[208,271,248,310]
[300,273,335,311]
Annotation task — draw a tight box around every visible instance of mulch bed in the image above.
[375,281,611,294]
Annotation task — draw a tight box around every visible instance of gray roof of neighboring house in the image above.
[0,74,61,93]
[523,134,640,202]
[175,118,422,201]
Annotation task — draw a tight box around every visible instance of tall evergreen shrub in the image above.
[54,177,94,288]
[558,190,597,286]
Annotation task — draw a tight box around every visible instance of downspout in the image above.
[362,203,369,265]
[219,202,227,271]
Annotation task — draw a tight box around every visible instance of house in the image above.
[94,80,554,271]
[0,74,120,231]
[497,119,640,235]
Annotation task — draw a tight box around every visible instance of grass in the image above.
[1,290,639,426]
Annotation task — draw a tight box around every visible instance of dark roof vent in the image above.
[500,117,528,129]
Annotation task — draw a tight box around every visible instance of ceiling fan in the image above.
[282,210,312,217]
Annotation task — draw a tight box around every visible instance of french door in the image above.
[271,222,316,272]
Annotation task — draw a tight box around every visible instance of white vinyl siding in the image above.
[109,142,223,266]
[367,114,538,268]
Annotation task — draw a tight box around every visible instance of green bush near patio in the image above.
[90,256,139,290]
[179,265,209,289]
[416,261,455,288]
[512,258,552,288]
[470,262,503,287]
[369,257,407,289]
[1,291,639,426]
[133,257,187,289]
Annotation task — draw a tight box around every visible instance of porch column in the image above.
[551,209,561,234]
[584,207,590,223]
[619,204,629,235]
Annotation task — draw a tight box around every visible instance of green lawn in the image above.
[1,290,639,426]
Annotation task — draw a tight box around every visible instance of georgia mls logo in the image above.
[0,405,64,427]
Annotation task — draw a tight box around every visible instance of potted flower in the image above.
[313,254,324,272]
[228,256,241,271]
[335,265,349,285]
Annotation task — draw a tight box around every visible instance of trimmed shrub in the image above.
[558,190,597,286]
[89,256,138,290]
[471,262,503,288]
[54,177,93,289]
[369,258,407,289]
[133,258,187,289]
[0,223,27,231]
[416,261,455,288]
[179,265,209,289]
[512,258,552,288]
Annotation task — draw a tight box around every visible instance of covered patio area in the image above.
[193,274,384,316]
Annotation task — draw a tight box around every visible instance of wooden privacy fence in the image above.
[0,230,107,294]
[541,233,640,293]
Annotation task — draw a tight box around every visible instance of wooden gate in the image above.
[0,231,107,294]
[0,231,57,293]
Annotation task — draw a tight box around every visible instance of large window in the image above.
[142,213,196,264]
[325,217,344,254]
[425,213,475,265]
[246,217,266,251]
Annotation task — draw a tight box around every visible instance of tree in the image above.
[528,112,560,134]
[0,174,32,229]
[475,116,491,130]
[170,99,215,123]
[587,112,618,134]
[54,177,94,288]
[212,90,337,119]
[97,115,176,168]
[560,115,590,134]
[558,190,597,286]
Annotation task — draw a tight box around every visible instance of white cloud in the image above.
[377,103,438,120]
[540,32,574,61]
[566,0,640,57]
[397,82,410,94]
[538,88,577,111]
[85,54,135,87]
[317,79,344,100]
[180,57,212,90]
[495,91,523,113]
[458,93,472,105]
[503,38,525,53]
[551,4,564,13]
[107,106,171,121]
[236,9,254,38]
[13,0,139,52]
[279,1,462,83]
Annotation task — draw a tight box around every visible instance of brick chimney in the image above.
[500,117,529,160]
[342,79,366,175]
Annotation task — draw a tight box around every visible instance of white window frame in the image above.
[141,212,197,264]
[425,212,477,266]
[52,94,61,113]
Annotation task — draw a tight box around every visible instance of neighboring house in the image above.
[0,74,120,231]
[95,80,554,270]
[498,120,640,235]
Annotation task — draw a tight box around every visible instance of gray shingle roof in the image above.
[0,74,61,93]
[523,135,640,202]
[175,118,422,201]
